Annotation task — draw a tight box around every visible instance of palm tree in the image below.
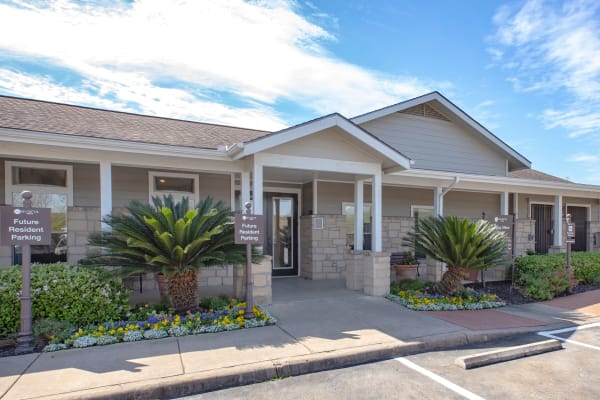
[84,195,248,312]
[404,216,508,294]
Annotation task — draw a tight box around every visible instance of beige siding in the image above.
[361,113,507,175]
[317,182,353,214]
[444,191,500,219]
[199,173,231,207]
[267,127,381,163]
[382,186,433,216]
[516,193,598,221]
[112,166,148,208]
[73,163,100,207]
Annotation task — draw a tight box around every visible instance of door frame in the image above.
[566,203,591,251]
[264,186,302,277]
[530,202,554,254]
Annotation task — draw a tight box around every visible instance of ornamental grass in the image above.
[42,300,275,352]
[387,287,506,311]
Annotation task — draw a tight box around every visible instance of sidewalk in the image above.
[1,280,599,400]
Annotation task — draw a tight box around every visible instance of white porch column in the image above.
[240,171,250,211]
[99,161,112,230]
[434,186,443,217]
[500,191,509,215]
[372,171,382,252]
[354,179,364,251]
[554,194,563,246]
[513,193,519,218]
[252,159,263,215]
[313,180,318,215]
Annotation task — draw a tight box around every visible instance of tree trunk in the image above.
[434,266,465,294]
[166,269,199,312]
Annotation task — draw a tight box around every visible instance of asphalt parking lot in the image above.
[186,323,600,400]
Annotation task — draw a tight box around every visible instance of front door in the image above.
[265,194,298,276]
[567,206,588,251]
[532,204,553,254]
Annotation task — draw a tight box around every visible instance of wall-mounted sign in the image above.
[0,206,52,246]
[234,213,264,245]
[489,214,514,259]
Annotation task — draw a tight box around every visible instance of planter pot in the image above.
[457,268,480,281]
[394,264,418,281]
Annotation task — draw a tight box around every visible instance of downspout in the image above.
[441,176,460,198]
[436,176,460,216]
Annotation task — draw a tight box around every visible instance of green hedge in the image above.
[0,263,130,336]
[515,252,600,300]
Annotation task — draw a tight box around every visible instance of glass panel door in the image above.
[272,197,293,270]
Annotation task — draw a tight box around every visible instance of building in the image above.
[1,91,599,303]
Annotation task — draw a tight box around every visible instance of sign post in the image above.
[488,214,514,290]
[0,191,52,354]
[234,202,264,320]
[565,214,575,292]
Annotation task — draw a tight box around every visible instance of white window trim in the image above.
[411,204,434,217]
[5,161,73,206]
[148,171,200,204]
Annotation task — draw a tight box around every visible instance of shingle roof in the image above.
[509,168,571,183]
[0,95,271,149]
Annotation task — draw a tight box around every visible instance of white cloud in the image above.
[568,154,600,163]
[491,0,600,137]
[0,0,434,129]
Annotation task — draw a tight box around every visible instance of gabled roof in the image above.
[351,91,531,170]
[229,113,412,169]
[0,95,269,150]
[509,168,570,183]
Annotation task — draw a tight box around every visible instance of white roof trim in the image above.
[0,127,230,160]
[351,92,531,169]
[390,168,600,195]
[230,114,412,169]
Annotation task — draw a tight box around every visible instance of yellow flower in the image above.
[162,318,168,326]
[49,335,55,340]
[117,327,124,333]
[153,323,159,330]
[109,329,116,335]
[78,328,84,335]
[98,325,104,331]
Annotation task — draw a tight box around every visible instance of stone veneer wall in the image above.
[382,216,415,254]
[233,255,272,305]
[67,207,101,263]
[300,215,348,280]
[589,221,600,252]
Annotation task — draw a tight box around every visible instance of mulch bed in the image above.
[465,280,600,305]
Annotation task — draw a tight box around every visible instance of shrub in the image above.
[515,252,600,300]
[0,263,130,336]
[33,319,74,343]
[572,252,600,285]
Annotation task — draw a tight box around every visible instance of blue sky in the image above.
[0,0,599,183]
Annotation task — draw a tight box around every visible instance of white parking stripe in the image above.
[395,357,486,400]
[538,322,600,351]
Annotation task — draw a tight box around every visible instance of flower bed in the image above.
[386,288,506,311]
[42,301,276,352]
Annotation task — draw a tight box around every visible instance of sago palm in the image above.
[84,195,247,311]
[404,216,508,294]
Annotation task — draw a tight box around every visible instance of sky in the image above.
[0,0,599,184]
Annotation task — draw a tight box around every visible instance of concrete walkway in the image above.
[1,279,599,400]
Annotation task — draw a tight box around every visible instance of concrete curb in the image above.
[38,328,535,400]
[455,339,563,369]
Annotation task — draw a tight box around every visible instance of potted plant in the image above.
[392,252,418,281]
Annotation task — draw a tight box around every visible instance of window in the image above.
[411,205,434,259]
[149,171,199,207]
[5,161,73,264]
[342,201,372,250]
